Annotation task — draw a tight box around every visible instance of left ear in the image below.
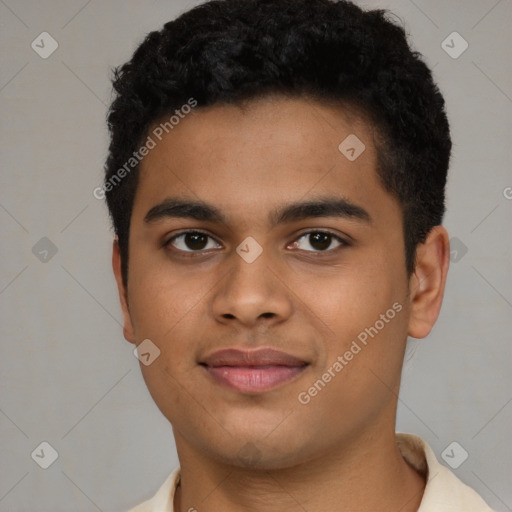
[407,225,450,339]
[112,237,136,344]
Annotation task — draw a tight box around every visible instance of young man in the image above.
[103,0,493,510]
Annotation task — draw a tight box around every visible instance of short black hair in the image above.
[104,0,451,286]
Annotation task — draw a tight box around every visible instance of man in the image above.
[103,0,493,510]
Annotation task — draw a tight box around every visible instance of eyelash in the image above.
[163,229,350,256]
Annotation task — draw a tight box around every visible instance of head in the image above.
[105,0,451,469]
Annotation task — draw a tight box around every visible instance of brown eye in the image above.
[167,231,221,252]
[293,231,346,252]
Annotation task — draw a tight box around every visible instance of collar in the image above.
[130,433,493,511]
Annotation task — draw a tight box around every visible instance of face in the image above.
[114,96,430,469]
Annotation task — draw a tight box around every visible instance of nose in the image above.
[211,245,293,328]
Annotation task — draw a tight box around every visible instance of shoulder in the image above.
[127,467,180,512]
[396,433,494,512]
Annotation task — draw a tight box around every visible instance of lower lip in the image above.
[204,365,306,393]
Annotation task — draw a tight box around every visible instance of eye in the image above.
[164,229,348,255]
[165,231,221,252]
[290,231,347,252]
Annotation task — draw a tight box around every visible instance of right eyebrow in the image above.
[144,198,226,224]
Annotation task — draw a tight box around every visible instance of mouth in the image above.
[200,348,309,393]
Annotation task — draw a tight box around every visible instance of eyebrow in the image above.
[144,196,371,226]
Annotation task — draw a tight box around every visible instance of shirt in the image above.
[128,433,493,511]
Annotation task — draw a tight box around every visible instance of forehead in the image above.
[133,95,398,228]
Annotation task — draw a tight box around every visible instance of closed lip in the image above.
[200,348,309,393]
[200,348,308,368]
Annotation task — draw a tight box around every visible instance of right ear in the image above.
[112,238,136,344]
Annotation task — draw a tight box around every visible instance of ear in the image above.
[407,226,450,339]
[112,238,136,344]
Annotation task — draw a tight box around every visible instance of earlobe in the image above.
[407,226,450,339]
[112,238,136,344]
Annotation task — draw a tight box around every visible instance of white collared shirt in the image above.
[128,433,493,511]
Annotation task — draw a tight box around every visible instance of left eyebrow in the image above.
[143,196,371,226]
[270,196,371,226]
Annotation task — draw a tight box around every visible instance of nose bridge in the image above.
[226,243,274,303]
[211,240,292,325]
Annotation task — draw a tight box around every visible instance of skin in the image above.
[112,95,450,512]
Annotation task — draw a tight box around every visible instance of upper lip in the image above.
[201,348,308,367]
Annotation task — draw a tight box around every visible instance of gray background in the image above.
[0,0,511,511]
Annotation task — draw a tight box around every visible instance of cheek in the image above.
[307,263,400,336]
[305,250,409,384]
[127,251,203,340]
[295,304,408,439]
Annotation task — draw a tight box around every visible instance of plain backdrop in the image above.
[0,1,511,511]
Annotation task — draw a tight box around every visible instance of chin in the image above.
[197,429,317,471]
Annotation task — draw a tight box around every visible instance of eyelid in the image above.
[164,228,350,253]
[291,229,350,252]
[294,228,350,244]
[163,229,221,249]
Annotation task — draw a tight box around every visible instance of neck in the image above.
[173,426,425,512]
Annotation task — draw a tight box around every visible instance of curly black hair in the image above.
[104,0,451,286]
